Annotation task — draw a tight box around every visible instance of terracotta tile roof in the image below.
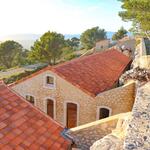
[0,83,71,149]
[52,49,131,96]
[9,49,131,97]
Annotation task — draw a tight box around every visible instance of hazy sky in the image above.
[0,0,131,36]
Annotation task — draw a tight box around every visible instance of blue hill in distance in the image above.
[65,32,114,40]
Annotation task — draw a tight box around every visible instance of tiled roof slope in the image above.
[0,83,71,150]
[9,49,131,97]
[52,49,131,96]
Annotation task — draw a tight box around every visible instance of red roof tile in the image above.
[9,49,131,97]
[0,83,71,149]
[52,49,131,96]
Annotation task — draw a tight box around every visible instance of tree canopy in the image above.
[29,31,65,65]
[112,27,127,41]
[65,37,80,48]
[80,27,107,49]
[119,0,150,37]
[61,46,76,61]
[0,40,24,68]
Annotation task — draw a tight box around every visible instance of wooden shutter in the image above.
[47,99,54,118]
[66,103,77,128]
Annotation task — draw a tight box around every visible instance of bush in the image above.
[0,66,6,71]
[3,65,47,84]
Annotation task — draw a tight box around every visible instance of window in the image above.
[97,106,111,120]
[45,75,55,89]
[46,76,54,85]
[26,95,35,105]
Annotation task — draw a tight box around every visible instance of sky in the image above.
[0,0,131,36]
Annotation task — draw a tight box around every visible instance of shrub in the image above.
[3,65,47,84]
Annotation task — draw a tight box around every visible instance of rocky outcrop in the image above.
[121,67,150,84]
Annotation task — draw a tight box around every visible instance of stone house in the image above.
[95,39,110,51]
[10,49,133,128]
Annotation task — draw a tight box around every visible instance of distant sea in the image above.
[65,31,114,40]
[0,32,118,49]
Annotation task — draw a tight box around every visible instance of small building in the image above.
[95,39,110,51]
[10,49,133,128]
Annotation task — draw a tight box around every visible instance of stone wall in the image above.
[95,82,135,116]
[67,113,131,150]
[90,112,131,150]
[95,40,110,52]
[136,56,150,69]
[90,134,123,150]
[120,38,150,150]
[123,82,150,150]
[11,70,135,126]
[132,38,150,69]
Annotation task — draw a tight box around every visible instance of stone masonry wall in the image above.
[12,70,135,126]
[90,112,131,150]
[68,114,118,149]
[124,82,150,150]
[67,113,130,150]
[95,82,135,116]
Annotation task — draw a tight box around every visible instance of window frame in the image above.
[44,74,56,89]
[25,94,36,106]
[96,106,112,120]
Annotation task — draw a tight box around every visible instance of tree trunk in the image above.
[48,59,52,65]
[145,31,150,40]
[53,57,56,65]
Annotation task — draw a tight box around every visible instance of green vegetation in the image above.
[61,47,76,61]
[0,66,6,71]
[65,37,80,49]
[29,31,79,65]
[29,31,65,65]
[119,0,150,38]
[0,32,79,71]
[3,65,47,84]
[80,27,107,49]
[0,28,107,73]
[0,40,28,69]
[112,27,127,41]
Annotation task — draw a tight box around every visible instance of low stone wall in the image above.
[123,82,150,150]
[67,113,130,150]
[90,113,131,150]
